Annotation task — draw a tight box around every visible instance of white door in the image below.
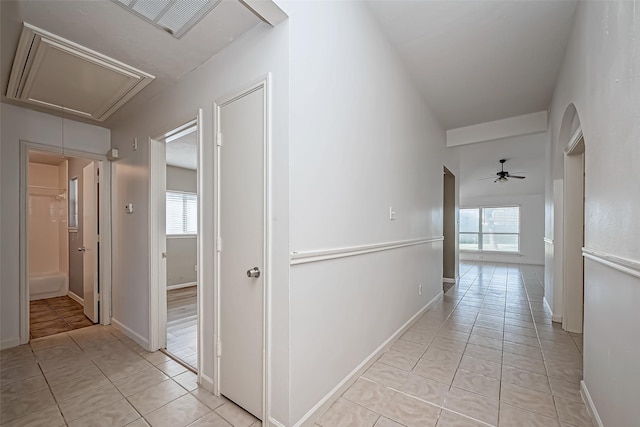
[82,162,99,323]
[219,86,265,419]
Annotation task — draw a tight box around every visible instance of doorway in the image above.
[563,130,585,333]
[20,143,111,343]
[149,119,201,372]
[215,78,270,420]
[443,167,456,293]
[164,122,199,370]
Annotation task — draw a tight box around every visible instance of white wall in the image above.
[166,165,196,193]
[547,1,640,425]
[286,1,447,423]
[459,194,544,265]
[0,103,110,349]
[109,20,290,423]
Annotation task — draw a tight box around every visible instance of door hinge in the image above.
[96,293,100,301]
[217,339,222,357]
[216,132,222,146]
[216,238,222,252]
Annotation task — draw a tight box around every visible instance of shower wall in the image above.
[28,161,69,287]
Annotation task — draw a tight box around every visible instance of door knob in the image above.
[246,267,260,278]
[78,247,86,252]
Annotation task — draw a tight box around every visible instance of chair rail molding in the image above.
[582,247,640,279]
[290,237,444,265]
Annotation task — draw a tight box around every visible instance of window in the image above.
[166,191,197,235]
[460,206,520,253]
[69,177,78,229]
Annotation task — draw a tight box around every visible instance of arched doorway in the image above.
[557,103,586,333]
[563,129,585,332]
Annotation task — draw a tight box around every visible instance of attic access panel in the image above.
[6,23,155,122]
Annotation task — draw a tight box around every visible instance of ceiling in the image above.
[367,1,578,129]
[166,131,197,170]
[0,0,261,127]
[454,132,546,201]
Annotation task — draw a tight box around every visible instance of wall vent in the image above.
[6,23,155,122]
[114,0,223,39]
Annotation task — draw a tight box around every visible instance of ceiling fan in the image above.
[483,159,526,183]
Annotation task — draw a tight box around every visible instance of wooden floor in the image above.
[166,286,198,370]
[30,296,93,339]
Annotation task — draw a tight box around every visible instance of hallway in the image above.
[316,262,589,427]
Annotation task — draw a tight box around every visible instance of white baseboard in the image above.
[543,296,562,323]
[581,380,603,427]
[443,277,456,284]
[67,291,84,306]
[167,282,197,291]
[294,290,444,427]
[111,317,149,350]
[1,337,21,350]
[199,372,215,393]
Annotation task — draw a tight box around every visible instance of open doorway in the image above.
[164,123,199,370]
[149,118,200,372]
[563,130,585,333]
[25,149,100,339]
[443,167,456,293]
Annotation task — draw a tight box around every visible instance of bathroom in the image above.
[28,150,97,339]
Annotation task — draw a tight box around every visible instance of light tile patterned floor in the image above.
[1,262,591,427]
[315,262,592,427]
[0,324,259,426]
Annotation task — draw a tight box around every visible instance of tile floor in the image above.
[0,324,259,426]
[315,262,591,427]
[2,262,591,427]
[30,296,94,339]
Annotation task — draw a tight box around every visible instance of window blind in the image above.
[166,191,197,235]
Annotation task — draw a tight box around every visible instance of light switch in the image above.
[125,203,134,213]
[389,206,396,220]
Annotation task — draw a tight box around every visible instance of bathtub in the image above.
[29,272,68,301]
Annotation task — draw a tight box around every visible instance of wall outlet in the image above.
[419,284,422,295]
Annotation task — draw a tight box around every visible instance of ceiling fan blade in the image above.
[478,177,496,181]
[507,175,526,179]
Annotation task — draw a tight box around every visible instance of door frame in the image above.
[442,166,457,284]
[82,161,99,322]
[148,114,202,376]
[19,140,112,344]
[213,75,271,422]
[562,127,585,333]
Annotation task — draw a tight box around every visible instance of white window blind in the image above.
[166,191,197,235]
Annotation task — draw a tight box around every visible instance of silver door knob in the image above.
[78,247,86,252]
[246,267,260,278]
